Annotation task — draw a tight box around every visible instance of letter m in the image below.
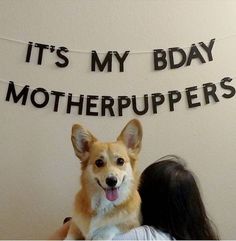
[91,51,112,72]
[5,81,29,105]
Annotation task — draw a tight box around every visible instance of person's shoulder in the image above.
[142,225,174,240]
[114,225,174,240]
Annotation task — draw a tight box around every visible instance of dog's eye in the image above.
[117,158,125,166]
[95,159,105,168]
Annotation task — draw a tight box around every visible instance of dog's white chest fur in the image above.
[85,195,121,240]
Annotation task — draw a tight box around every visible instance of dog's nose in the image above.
[106,176,117,187]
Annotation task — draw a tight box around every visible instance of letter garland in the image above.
[0,77,235,117]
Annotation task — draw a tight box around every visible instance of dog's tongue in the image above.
[105,188,118,201]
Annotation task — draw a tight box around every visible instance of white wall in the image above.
[0,0,236,239]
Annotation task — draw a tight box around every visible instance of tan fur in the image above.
[67,119,142,240]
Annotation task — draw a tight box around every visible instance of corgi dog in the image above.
[66,119,142,240]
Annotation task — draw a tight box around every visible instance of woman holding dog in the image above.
[49,155,219,240]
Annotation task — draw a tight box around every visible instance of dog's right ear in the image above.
[71,124,97,162]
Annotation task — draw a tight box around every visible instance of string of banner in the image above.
[1,33,236,53]
[0,36,217,71]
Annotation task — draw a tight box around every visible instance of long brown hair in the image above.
[139,155,219,240]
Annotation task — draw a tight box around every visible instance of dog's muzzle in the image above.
[95,176,126,202]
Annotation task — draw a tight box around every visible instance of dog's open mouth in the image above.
[95,178,124,202]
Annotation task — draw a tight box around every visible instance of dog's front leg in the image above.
[87,226,121,240]
[65,220,84,240]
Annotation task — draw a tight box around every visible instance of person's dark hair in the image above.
[138,155,219,240]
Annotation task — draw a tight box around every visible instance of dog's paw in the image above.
[90,233,114,240]
[88,226,120,240]
[64,234,76,240]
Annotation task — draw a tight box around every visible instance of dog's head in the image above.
[71,119,142,203]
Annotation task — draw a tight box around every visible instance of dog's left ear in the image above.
[117,119,142,154]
